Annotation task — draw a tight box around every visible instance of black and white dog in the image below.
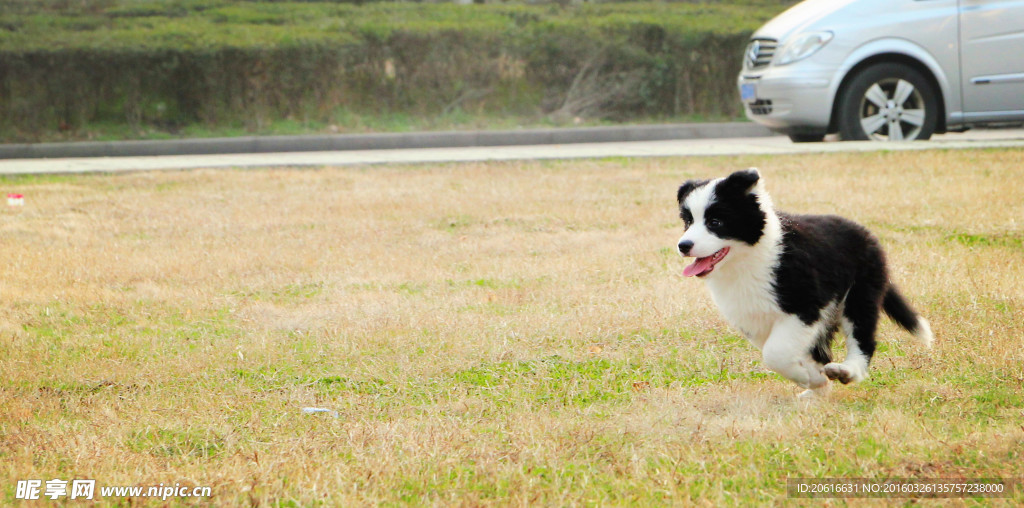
[676,168,933,398]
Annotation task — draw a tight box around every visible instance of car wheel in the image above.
[837,63,938,141]
[788,133,825,143]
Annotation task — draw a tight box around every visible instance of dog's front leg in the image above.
[761,315,830,396]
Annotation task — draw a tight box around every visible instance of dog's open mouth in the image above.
[683,247,729,278]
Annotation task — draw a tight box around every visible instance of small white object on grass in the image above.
[301,407,339,418]
[7,194,24,207]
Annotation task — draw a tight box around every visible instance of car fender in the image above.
[827,38,959,127]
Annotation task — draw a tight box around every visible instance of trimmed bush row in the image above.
[0,1,785,141]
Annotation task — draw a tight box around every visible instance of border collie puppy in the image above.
[676,168,933,398]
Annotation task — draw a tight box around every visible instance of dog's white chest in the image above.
[706,274,780,349]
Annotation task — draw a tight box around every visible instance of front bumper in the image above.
[737,67,835,135]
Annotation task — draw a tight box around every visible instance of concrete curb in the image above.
[0,122,775,160]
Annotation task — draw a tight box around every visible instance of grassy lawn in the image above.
[1,149,1022,505]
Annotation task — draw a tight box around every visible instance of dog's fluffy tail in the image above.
[883,285,934,348]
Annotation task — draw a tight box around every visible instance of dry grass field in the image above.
[1,149,1022,505]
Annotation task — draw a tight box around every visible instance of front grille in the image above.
[748,99,773,116]
[745,38,777,70]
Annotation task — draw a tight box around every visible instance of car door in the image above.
[959,0,1024,120]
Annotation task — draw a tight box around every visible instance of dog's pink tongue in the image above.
[683,256,715,277]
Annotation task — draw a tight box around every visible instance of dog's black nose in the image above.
[678,240,693,256]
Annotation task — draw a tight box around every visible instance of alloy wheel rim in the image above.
[858,78,926,141]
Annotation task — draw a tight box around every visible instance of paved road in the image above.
[2,128,1023,175]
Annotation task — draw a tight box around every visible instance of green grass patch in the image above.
[949,232,1024,249]
[452,355,770,408]
[231,282,325,305]
[127,427,226,459]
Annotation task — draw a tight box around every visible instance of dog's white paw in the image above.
[823,362,869,385]
[823,363,854,384]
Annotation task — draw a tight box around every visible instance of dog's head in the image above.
[676,168,770,278]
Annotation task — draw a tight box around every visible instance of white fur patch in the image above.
[915,317,934,349]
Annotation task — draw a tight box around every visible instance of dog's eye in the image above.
[707,218,723,228]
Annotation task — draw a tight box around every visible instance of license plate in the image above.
[740,83,756,101]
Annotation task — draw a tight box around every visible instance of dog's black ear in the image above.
[721,168,761,195]
[676,179,707,204]
[677,181,695,204]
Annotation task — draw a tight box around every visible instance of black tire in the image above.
[836,63,939,141]
[788,133,825,143]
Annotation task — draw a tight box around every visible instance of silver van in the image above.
[737,0,1024,142]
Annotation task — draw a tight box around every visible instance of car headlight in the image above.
[776,31,834,66]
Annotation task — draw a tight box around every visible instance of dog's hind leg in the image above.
[824,289,880,385]
[822,318,872,384]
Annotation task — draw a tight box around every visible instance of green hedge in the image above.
[0,1,788,141]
